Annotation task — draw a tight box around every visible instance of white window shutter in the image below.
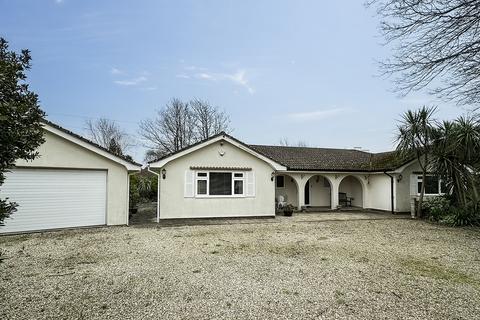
[184,170,195,198]
[409,174,417,196]
[246,171,255,197]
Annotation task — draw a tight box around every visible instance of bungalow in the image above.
[149,132,443,220]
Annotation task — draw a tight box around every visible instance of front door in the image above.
[304,180,310,206]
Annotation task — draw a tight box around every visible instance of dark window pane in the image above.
[209,172,232,195]
[234,180,243,195]
[198,172,207,177]
[197,180,207,195]
[234,173,243,178]
[276,176,285,188]
[425,176,439,194]
[418,176,439,194]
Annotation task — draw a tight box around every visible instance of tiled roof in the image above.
[249,145,410,172]
[148,131,412,172]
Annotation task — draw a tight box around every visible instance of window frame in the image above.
[194,171,246,198]
[416,175,445,196]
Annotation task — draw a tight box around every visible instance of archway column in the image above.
[329,174,341,209]
[287,173,309,211]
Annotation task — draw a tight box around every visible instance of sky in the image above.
[0,0,469,162]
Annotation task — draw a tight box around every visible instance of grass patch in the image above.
[400,258,478,286]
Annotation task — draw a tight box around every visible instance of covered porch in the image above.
[275,172,367,211]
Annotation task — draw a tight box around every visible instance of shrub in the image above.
[441,206,479,227]
[422,196,480,227]
[423,196,450,222]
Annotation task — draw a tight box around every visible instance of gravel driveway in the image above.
[1,213,480,319]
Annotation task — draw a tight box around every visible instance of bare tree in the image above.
[144,149,161,163]
[140,98,233,161]
[139,98,195,158]
[279,137,290,146]
[85,118,132,155]
[279,137,308,147]
[297,140,308,147]
[190,98,231,140]
[369,0,480,106]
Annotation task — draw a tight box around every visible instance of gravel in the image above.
[1,214,480,319]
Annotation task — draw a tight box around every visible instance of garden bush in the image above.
[441,205,479,227]
[423,196,480,227]
[423,196,451,222]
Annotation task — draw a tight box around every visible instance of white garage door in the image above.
[0,169,107,233]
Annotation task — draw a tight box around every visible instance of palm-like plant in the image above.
[137,176,152,200]
[430,115,480,208]
[395,106,437,217]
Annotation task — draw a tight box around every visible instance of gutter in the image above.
[383,172,395,214]
[147,166,161,223]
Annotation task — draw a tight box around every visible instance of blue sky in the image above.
[1,0,467,161]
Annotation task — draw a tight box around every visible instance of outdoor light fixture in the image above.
[397,174,403,183]
[271,172,275,181]
[162,168,166,179]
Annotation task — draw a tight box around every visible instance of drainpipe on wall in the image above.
[147,166,161,223]
[383,172,395,215]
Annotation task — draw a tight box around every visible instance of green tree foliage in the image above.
[430,115,480,208]
[0,38,45,225]
[398,107,480,223]
[129,173,158,208]
[395,106,436,217]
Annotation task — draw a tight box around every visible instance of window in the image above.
[417,175,445,195]
[196,172,208,195]
[276,175,285,188]
[210,172,232,195]
[195,171,245,197]
[233,173,244,195]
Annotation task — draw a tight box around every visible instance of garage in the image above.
[1,169,107,233]
[0,120,141,234]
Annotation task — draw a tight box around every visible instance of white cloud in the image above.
[187,68,255,94]
[110,67,123,75]
[55,0,64,4]
[287,108,353,122]
[225,69,254,94]
[196,73,215,80]
[176,74,190,79]
[114,76,147,86]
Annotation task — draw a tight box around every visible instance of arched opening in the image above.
[275,174,299,211]
[338,175,363,208]
[305,175,332,210]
